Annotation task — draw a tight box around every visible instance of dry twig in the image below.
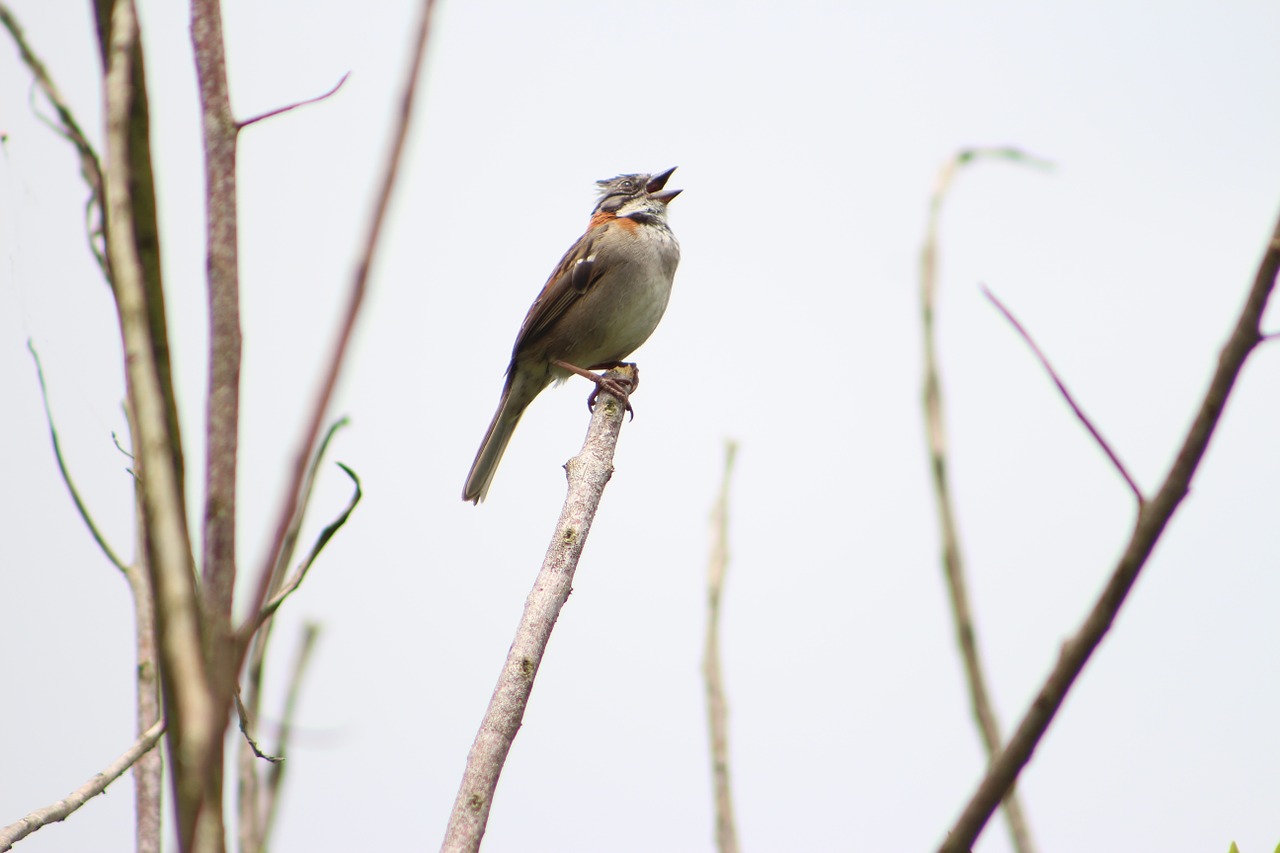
[441,367,637,853]
[0,719,165,852]
[0,1,109,274]
[245,0,438,671]
[938,205,1280,852]
[703,441,741,853]
[921,148,1046,853]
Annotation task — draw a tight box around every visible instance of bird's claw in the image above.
[586,377,635,419]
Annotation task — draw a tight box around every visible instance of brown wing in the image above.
[509,223,607,360]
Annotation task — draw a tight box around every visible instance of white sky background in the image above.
[2,1,1279,851]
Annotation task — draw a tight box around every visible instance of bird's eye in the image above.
[618,179,635,192]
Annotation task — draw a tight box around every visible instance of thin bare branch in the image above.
[981,284,1145,503]
[0,1,109,276]
[703,441,741,853]
[0,718,165,851]
[238,72,350,129]
[261,622,321,845]
[124,400,162,853]
[938,205,1280,852]
[104,4,214,851]
[234,692,283,764]
[191,0,242,707]
[441,367,636,853]
[237,419,347,853]
[921,148,1043,853]
[27,340,129,573]
[242,461,361,642]
[246,0,437,669]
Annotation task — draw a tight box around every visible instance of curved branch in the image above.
[921,148,1045,853]
[27,340,128,573]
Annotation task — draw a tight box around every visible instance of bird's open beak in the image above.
[647,167,681,204]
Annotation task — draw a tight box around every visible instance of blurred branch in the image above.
[91,0,187,506]
[261,622,321,845]
[245,0,437,676]
[921,148,1044,853]
[191,0,242,719]
[123,402,162,853]
[938,204,1280,852]
[239,72,350,128]
[0,718,165,851]
[27,340,128,573]
[234,692,283,764]
[103,4,213,851]
[0,1,109,275]
[703,441,741,853]
[980,284,1144,503]
[237,416,350,851]
[441,366,636,853]
[241,459,361,641]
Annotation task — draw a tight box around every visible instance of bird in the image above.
[462,167,682,504]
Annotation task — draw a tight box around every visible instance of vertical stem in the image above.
[128,402,163,853]
[703,442,741,853]
[104,2,215,850]
[921,150,1043,853]
[191,0,241,683]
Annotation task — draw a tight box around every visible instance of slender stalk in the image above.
[244,0,437,667]
[104,3,213,850]
[703,441,741,853]
[921,149,1046,853]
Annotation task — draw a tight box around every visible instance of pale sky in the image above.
[2,2,1279,851]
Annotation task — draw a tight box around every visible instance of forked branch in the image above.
[938,204,1280,852]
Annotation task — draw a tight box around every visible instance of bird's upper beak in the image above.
[647,166,681,204]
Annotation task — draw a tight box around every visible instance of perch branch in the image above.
[938,204,1280,852]
[441,366,637,853]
